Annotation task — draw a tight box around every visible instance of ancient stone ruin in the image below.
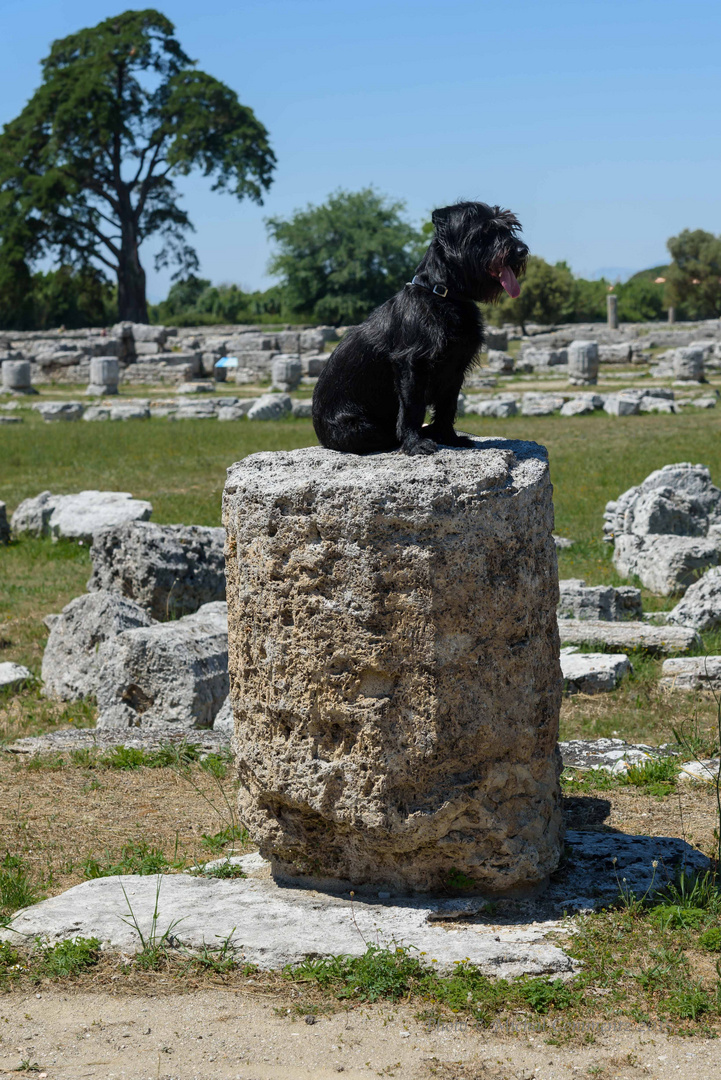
[223,437,564,895]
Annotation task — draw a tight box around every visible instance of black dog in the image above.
[312,201,527,455]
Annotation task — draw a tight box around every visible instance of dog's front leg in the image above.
[424,381,474,448]
[394,359,437,456]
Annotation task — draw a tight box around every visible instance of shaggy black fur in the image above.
[312,201,528,455]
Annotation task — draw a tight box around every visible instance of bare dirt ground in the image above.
[1,988,720,1079]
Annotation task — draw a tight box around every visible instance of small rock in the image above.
[560,650,631,694]
[0,662,33,691]
[246,393,292,421]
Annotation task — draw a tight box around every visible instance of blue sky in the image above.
[1,0,720,301]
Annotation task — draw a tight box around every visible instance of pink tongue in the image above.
[499,266,521,298]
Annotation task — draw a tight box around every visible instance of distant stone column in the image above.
[2,360,35,395]
[606,294,618,329]
[673,347,704,382]
[668,307,676,324]
[567,340,600,386]
[223,438,564,896]
[86,356,119,396]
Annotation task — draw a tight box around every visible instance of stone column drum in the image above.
[2,360,33,394]
[567,340,599,386]
[87,356,119,395]
[673,347,704,382]
[223,437,564,895]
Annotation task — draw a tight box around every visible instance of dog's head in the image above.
[431,201,528,303]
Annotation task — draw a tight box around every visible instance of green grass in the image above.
[2,405,720,743]
[0,853,44,918]
[80,839,186,879]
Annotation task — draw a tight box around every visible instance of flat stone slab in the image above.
[659,656,721,691]
[3,726,230,757]
[559,738,675,773]
[2,831,707,976]
[11,490,152,542]
[557,619,699,653]
[560,650,631,693]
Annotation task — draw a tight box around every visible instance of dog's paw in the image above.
[402,437,437,456]
[445,433,475,448]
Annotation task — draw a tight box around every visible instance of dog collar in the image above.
[408,276,476,305]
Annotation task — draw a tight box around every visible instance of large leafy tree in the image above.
[0,10,276,322]
[266,188,423,324]
[665,229,721,319]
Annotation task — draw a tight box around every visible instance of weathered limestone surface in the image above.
[0,662,33,690]
[667,567,721,631]
[613,534,719,595]
[223,437,563,895]
[557,579,642,621]
[42,591,153,701]
[11,490,152,542]
[95,601,229,731]
[659,657,721,692]
[88,521,226,620]
[558,619,698,653]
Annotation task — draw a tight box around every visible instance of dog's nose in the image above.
[514,242,529,259]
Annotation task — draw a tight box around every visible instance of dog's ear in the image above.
[431,206,453,228]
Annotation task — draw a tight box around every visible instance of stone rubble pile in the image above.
[0,322,338,388]
[21,495,234,734]
[604,463,721,594]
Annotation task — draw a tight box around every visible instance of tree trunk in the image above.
[116,211,149,323]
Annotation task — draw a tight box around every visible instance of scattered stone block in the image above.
[465,398,518,417]
[567,340,599,386]
[667,567,721,631]
[604,463,721,543]
[613,534,720,595]
[42,591,153,701]
[291,400,313,418]
[2,360,35,394]
[553,535,574,549]
[692,397,717,409]
[302,353,329,377]
[560,649,631,694]
[485,349,514,373]
[223,436,563,895]
[95,601,229,731]
[271,356,302,392]
[558,579,642,621]
[659,657,721,692]
[484,327,508,351]
[33,401,84,422]
[11,490,152,542]
[88,521,226,620]
[217,400,257,421]
[246,393,292,421]
[558,618,699,653]
[560,398,595,417]
[109,403,150,420]
[0,662,33,691]
[598,343,632,363]
[82,406,111,421]
[674,346,705,381]
[86,356,119,396]
[520,394,564,416]
[603,394,639,416]
[175,402,217,420]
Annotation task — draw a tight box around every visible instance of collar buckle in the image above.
[432,283,448,297]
